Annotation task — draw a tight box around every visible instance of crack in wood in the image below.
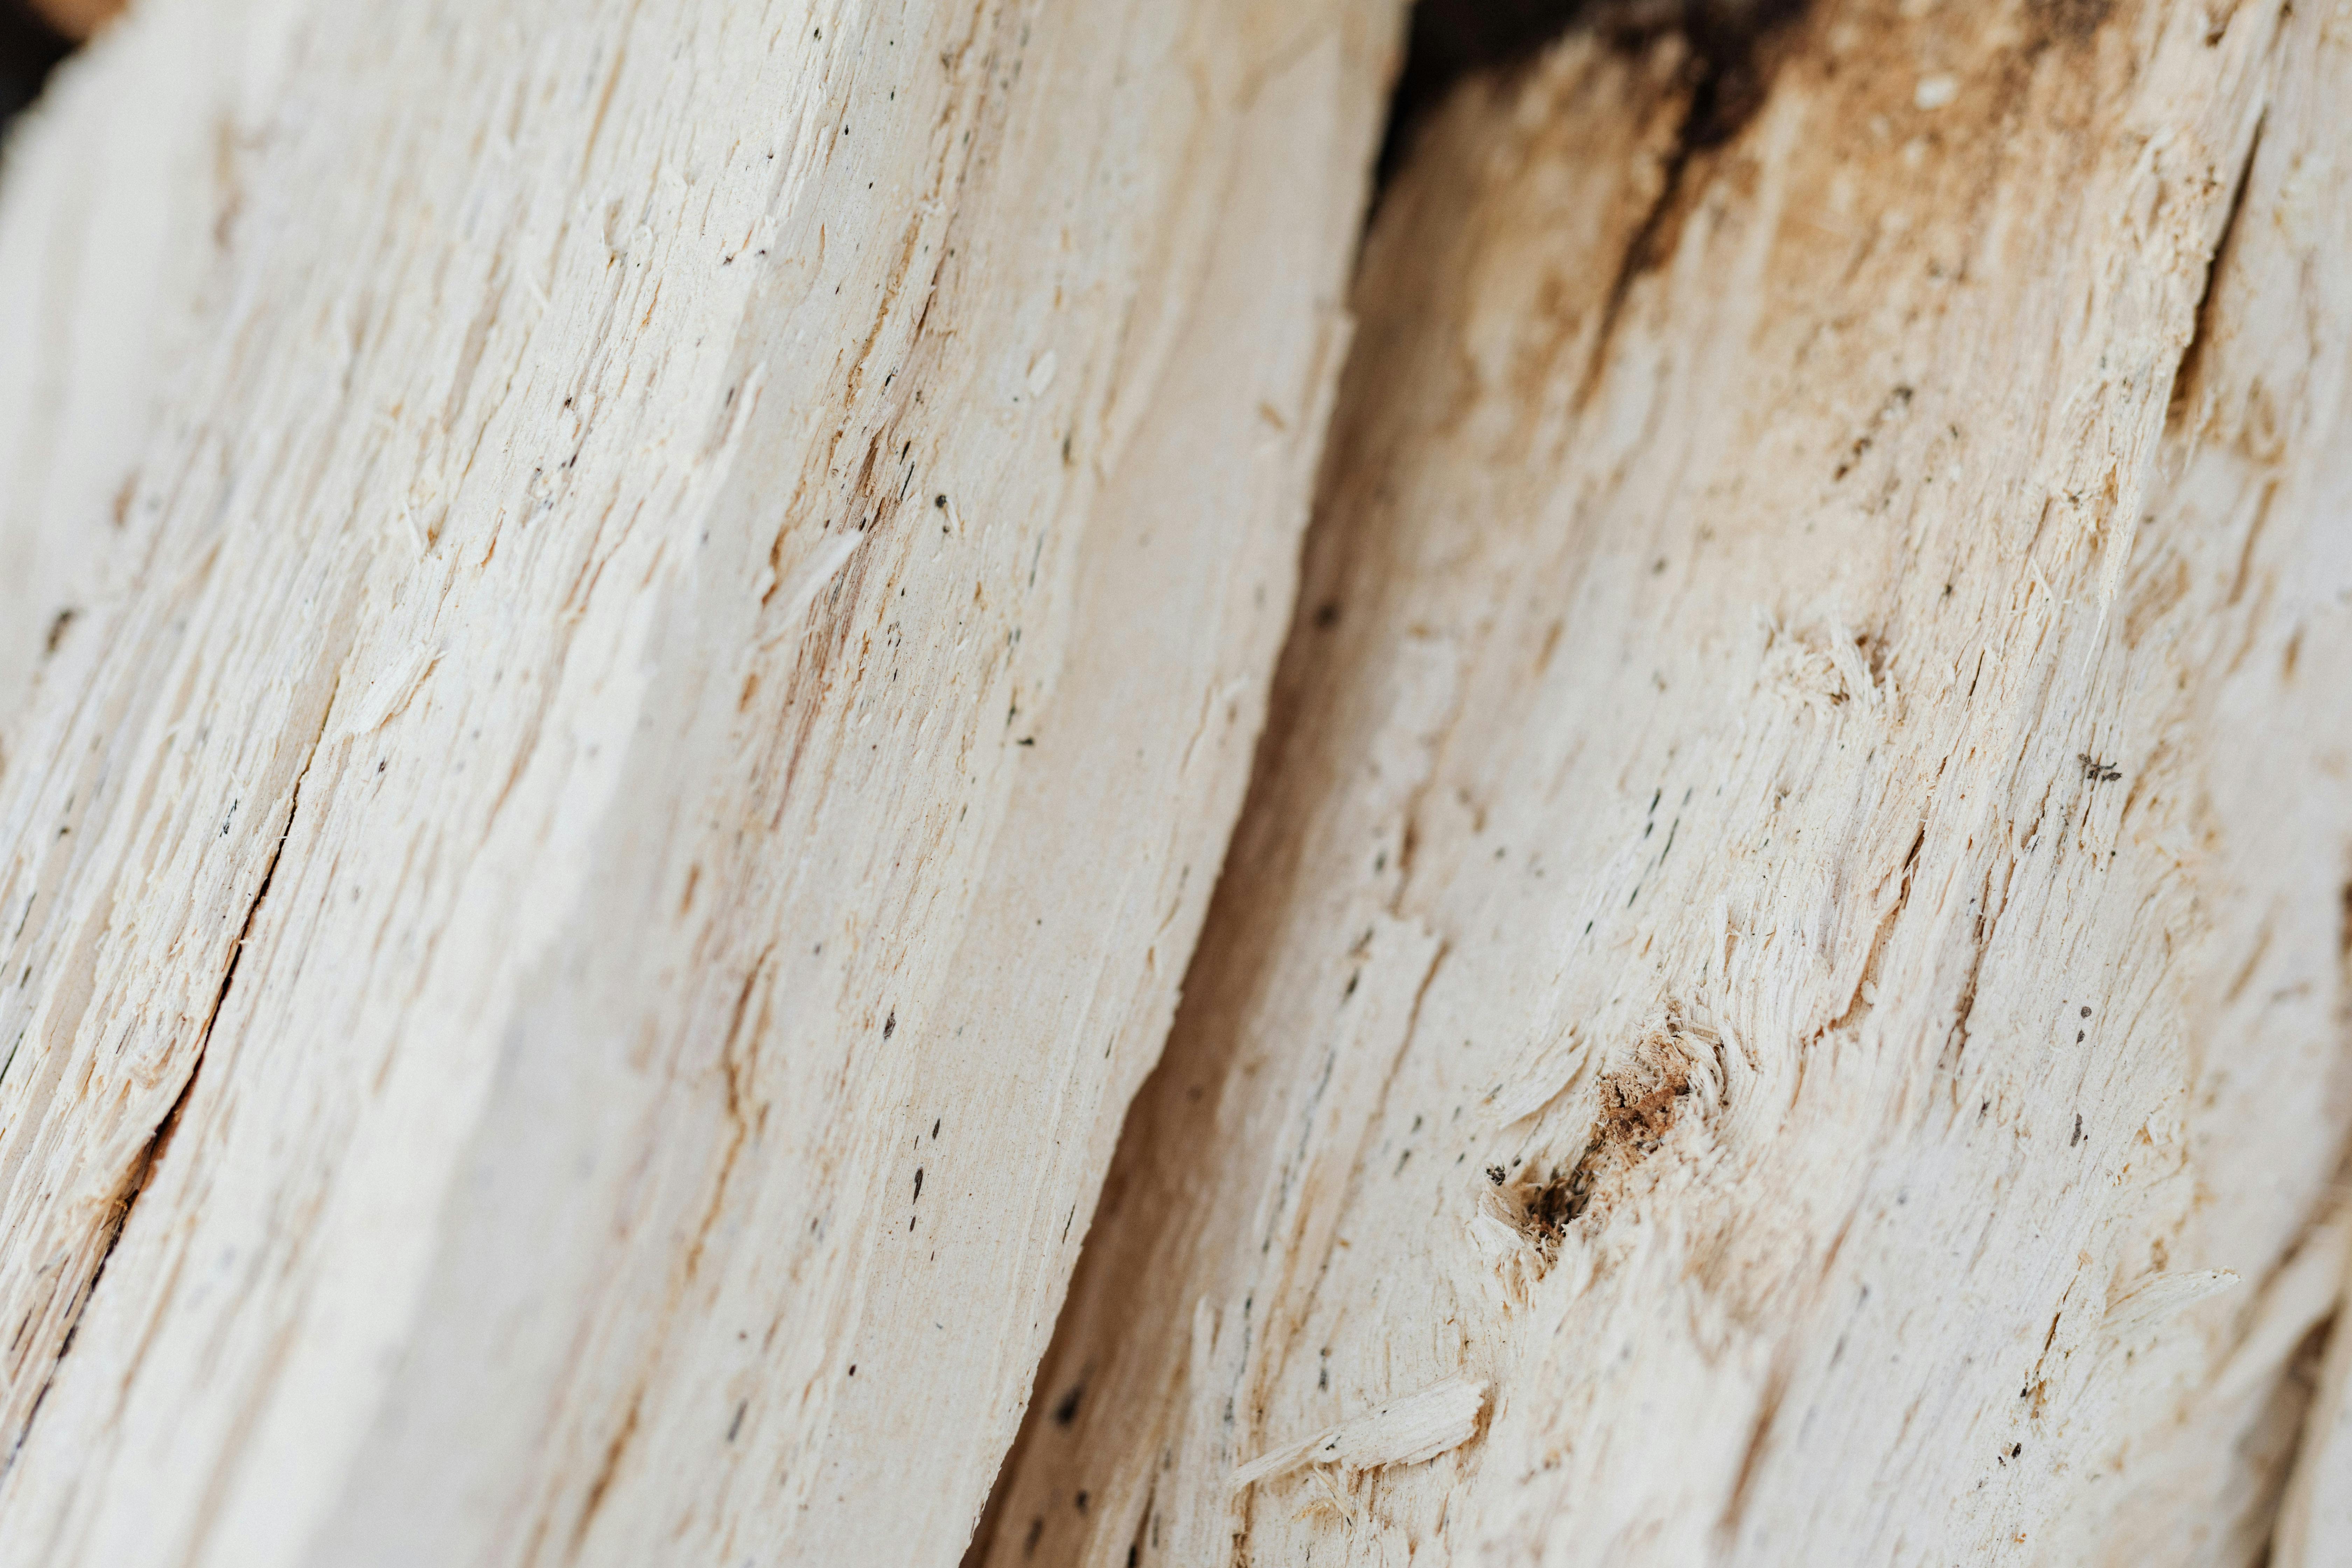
[2,689,334,1478]
[2166,106,2267,430]
[1572,0,1811,410]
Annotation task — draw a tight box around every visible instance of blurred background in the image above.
[0,1,71,132]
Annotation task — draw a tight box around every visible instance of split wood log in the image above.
[984,2,2352,1563]
[0,2,1399,1563]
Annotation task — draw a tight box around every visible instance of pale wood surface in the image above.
[10,1,2352,1562]
[0,1,233,788]
[983,3,2352,1562]
[0,2,1398,1563]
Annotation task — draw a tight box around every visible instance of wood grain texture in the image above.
[0,1,1398,1563]
[0,0,234,787]
[984,2,2352,1562]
